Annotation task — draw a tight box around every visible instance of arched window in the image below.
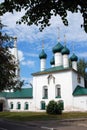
[43,86,48,99]
[55,85,61,98]
[41,101,46,110]
[10,102,13,109]
[17,102,21,110]
[24,102,29,110]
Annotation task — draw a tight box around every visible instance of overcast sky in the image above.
[1,9,87,87]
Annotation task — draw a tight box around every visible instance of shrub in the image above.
[46,100,63,115]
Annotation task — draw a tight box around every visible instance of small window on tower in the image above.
[77,75,81,84]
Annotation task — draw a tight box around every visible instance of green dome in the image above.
[61,46,70,55]
[50,56,55,65]
[52,42,64,53]
[39,49,47,59]
[70,53,78,61]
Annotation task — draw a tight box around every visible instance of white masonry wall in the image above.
[33,70,73,111]
[33,69,85,112]
[7,99,34,111]
[73,96,87,111]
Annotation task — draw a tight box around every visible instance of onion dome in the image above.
[50,56,55,65]
[70,53,78,61]
[39,49,47,59]
[61,46,70,55]
[52,42,64,53]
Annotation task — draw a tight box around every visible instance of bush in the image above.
[46,100,63,115]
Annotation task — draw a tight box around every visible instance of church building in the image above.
[0,37,87,112]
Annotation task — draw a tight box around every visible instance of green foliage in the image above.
[77,58,87,88]
[77,58,87,77]
[0,0,87,32]
[0,20,23,91]
[0,45,23,91]
[46,100,63,115]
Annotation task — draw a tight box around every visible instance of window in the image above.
[55,85,61,98]
[77,75,81,84]
[10,102,13,109]
[24,102,29,110]
[43,86,48,99]
[41,101,46,110]
[17,102,21,110]
[48,74,55,84]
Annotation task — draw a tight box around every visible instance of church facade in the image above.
[0,38,87,112]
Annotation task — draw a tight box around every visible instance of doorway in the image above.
[0,103,3,112]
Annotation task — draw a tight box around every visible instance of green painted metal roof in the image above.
[61,46,70,55]
[73,85,87,96]
[39,49,47,59]
[70,53,78,61]
[0,88,33,99]
[52,42,64,53]
[32,66,71,76]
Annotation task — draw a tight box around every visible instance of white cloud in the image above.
[25,52,38,57]
[21,60,35,66]
[18,50,24,62]
[2,9,87,47]
[77,52,87,59]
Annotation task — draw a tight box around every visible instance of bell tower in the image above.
[13,37,20,80]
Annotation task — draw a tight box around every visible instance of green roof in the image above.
[70,53,78,61]
[52,42,64,53]
[39,49,47,59]
[73,85,87,96]
[32,66,71,76]
[61,46,70,55]
[0,88,33,99]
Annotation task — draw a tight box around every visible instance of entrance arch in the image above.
[0,103,3,111]
[0,98,6,112]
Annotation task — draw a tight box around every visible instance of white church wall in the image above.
[73,96,87,111]
[7,99,34,111]
[72,71,85,92]
[54,71,74,111]
[33,70,75,111]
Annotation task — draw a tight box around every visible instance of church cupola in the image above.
[50,56,55,67]
[52,42,63,66]
[61,46,70,68]
[39,49,47,71]
[61,35,70,68]
[70,53,78,71]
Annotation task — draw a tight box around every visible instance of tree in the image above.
[77,58,87,77]
[46,100,63,114]
[0,0,87,32]
[0,20,23,92]
[77,58,87,88]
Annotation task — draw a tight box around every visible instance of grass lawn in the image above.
[0,111,87,121]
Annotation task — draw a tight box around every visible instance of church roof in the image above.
[70,53,78,61]
[73,85,87,96]
[61,46,70,55]
[0,88,33,99]
[32,66,72,76]
[39,49,47,59]
[52,42,64,53]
